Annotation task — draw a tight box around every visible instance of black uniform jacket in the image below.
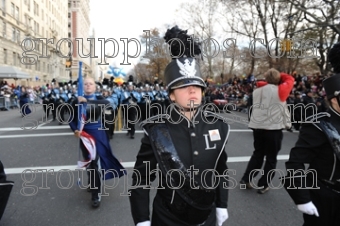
[284,107,340,204]
[129,107,230,224]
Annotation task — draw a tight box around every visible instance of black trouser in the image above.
[51,102,57,120]
[80,140,101,200]
[113,108,118,135]
[56,103,66,123]
[104,111,114,139]
[151,194,216,226]
[122,104,138,136]
[302,182,340,226]
[42,101,50,118]
[151,100,164,117]
[241,129,283,188]
[138,102,147,121]
[0,160,14,221]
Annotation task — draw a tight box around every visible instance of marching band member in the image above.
[121,81,141,139]
[129,25,230,226]
[68,77,125,208]
[40,86,51,119]
[282,42,340,226]
[56,87,69,125]
[50,83,59,121]
[152,83,166,116]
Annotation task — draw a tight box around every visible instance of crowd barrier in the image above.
[0,97,19,110]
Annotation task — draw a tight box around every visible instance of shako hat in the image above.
[324,42,340,100]
[163,26,206,92]
[323,74,340,100]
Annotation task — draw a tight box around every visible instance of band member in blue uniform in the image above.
[152,83,166,116]
[129,26,230,226]
[50,83,59,121]
[103,88,118,139]
[282,42,340,226]
[40,87,51,119]
[121,81,141,139]
[137,85,147,122]
[56,87,69,125]
[68,77,125,208]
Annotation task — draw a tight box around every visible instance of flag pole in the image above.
[77,61,83,186]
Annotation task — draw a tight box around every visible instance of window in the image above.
[17,53,20,66]
[4,49,7,64]
[27,0,30,11]
[13,52,16,66]
[2,21,6,37]
[33,21,36,33]
[17,30,20,43]
[36,40,39,52]
[12,27,15,41]
[15,6,19,20]
[37,60,40,71]
[2,0,6,16]
[11,3,14,17]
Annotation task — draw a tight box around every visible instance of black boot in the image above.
[91,192,101,208]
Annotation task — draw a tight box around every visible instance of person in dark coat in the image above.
[129,26,230,226]
[281,42,340,226]
[19,86,31,116]
[69,77,126,208]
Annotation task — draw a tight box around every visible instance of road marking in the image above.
[0,125,70,131]
[37,119,53,127]
[4,155,290,174]
[0,129,297,138]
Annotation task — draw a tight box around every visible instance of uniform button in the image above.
[191,132,196,137]
[193,151,199,155]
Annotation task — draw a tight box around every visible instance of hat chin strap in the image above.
[336,96,340,108]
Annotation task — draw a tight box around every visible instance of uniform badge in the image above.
[208,129,221,141]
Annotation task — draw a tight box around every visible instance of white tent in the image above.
[0,66,31,79]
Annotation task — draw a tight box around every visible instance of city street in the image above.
[1,105,304,226]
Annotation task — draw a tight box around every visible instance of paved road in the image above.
[0,105,304,226]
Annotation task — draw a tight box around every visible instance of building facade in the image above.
[0,0,70,86]
[68,0,92,80]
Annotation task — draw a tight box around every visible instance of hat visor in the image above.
[170,79,206,90]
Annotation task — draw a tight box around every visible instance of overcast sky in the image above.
[89,0,184,72]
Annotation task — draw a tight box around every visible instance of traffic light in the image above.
[65,59,72,68]
[280,39,293,52]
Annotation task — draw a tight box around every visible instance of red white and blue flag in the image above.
[77,61,96,168]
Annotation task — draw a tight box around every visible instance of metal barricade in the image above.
[34,97,41,104]
[0,97,5,110]
[9,97,19,109]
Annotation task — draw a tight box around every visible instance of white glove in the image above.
[216,208,229,226]
[297,202,319,217]
[136,221,151,226]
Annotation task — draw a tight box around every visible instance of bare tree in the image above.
[221,0,304,73]
[140,28,171,82]
[176,0,222,79]
[283,0,340,36]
